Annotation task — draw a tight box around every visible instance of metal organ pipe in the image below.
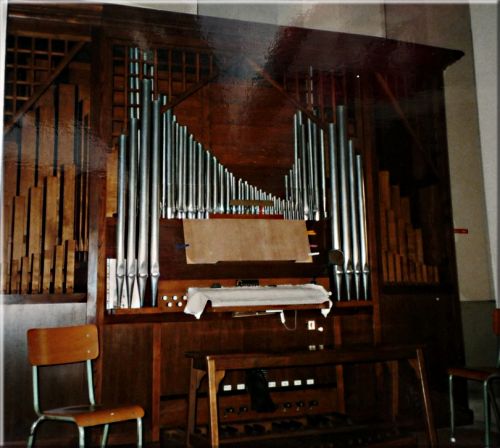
[116,51,372,306]
[116,135,127,307]
[337,105,353,300]
[137,78,152,307]
[125,117,138,308]
[150,98,161,307]
[356,155,370,300]
[328,123,343,302]
[348,139,361,300]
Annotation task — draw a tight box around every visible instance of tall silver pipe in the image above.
[237,178,243,214]
[178,126,186,218]
[285,174,289,203]
[328,123,343,301]
[187,134,195,218]
[218,163,224,213]
[197,143,204,218]
[163,105,174,219]
[311,120,320,221]
[160,102,166,219]
[338,105,353,300]
[205,151,212,215]
[306,120,315,218]
[319,128,327,220]
[182,127,188,217]
[137,78,152,307]
[348,139,361,300]
[300,123,309,220]
[297,158,303,220]
[356,154,370,300]
[133,48,140,118]
[128,48,137,119]
[175,122,182,216]
[170,116,177,217]
[225,168,230,214]
[150,99,161,307]
[293,114,300,207]
[231,174,236,214]
[212,156,218,214]
[116,134,127,307]
[126,118,138,307]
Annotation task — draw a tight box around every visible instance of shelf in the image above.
[1,293,87,305]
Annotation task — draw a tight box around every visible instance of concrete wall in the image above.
[470,3,498,304]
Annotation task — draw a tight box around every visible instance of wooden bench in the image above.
[186,345,437,447]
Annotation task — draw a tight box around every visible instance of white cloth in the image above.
[184,284,332,319]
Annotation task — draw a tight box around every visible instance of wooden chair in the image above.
[448,309,500,448]
[26,324,144,447]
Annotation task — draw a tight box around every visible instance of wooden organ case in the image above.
[2,4,466,446]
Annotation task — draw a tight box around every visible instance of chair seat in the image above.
[44,404,144,427]
[448,366,500,382]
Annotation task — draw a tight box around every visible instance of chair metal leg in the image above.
[449,374,456,443]
[27,416,44,448]
[487,378,500,435]
[78,426,85,448]
[137,417,143,447]
[484,380,492,448]
[101,424,109,448]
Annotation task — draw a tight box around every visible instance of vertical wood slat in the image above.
[2,141,18,293]
[61,164,76,242]
[378,169,438,284]
[41,174,59,293]
[20,256,30,294]
[12,196,26,262]
[57,84,76,167]
[54,244,64,293]
[10,260,20,294]
[31,253,41,293]
[65,240,76,293]
[37,87,56,180]
[44,176,59,251]
[19,112,37,216]
[378,171,391,209]
[1,203,12,293]
[42,248,53,293]
[28,186,43,257]
[79,100,91,252]
[27,186,43,293]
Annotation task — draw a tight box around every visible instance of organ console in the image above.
[2,3,466,446]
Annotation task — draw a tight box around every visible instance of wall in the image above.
[470,3,498,303]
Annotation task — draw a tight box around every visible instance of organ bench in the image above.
[186,345,438,447]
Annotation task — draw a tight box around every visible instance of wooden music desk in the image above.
[186,345,437,447]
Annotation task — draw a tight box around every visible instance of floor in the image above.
[6,394,497,447]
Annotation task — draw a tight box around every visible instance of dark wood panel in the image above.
[160,314,337,397]
[101,323,154,441]
[106,218,330,282]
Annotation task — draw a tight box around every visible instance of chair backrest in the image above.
[27,324,99,366]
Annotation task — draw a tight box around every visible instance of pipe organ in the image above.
[3,4,466,446]
[113,47,374,307]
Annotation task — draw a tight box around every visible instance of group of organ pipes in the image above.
[114,48,371,308]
